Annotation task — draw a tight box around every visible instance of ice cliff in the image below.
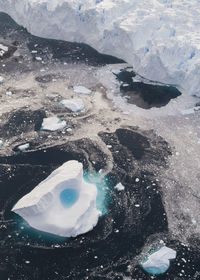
[12,161,101,237]
[0,0,200,96]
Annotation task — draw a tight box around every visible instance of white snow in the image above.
[12,160,101,237]
[114,183,125,191]
[141,246,177,275]
[41,117,66,131]
[0,140,3,147]
[1,0,200,96]
[73,86,92,95]
[18,143,30,151]
[60,98,84,112]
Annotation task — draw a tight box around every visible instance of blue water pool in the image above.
[60,189,79,208]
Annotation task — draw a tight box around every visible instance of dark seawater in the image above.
[0,12,200,280]
[114,68,182,109]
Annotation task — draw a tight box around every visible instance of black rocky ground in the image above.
[0,12,199,280]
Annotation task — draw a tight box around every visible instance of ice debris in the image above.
[0,76,4,84]
[41,117,66,131]
[73,86,92,95]
[17,143,30,151]
[60,98,84,112]
[0,140,3,147]
[141,246,177,275]
[12,161,101,237]
[114,183,125,191]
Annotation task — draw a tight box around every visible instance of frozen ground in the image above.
[1,0,200,97]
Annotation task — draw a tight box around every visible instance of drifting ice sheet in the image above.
[12,161,101,237]
[141,246,177,275]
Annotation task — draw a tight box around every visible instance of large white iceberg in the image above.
[1,0,200,96]
[141,246,177,275]
[12,161,101,237]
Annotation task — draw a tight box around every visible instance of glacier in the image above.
[12,161,101,237]
[0,0,200,96]
[141,246,177,275]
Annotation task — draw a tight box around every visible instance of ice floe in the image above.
[0,76,4,84]
[41,117,66,132]
[0,140,3,147]
[17,143,30,151]
[114,183,125,191]
[12,161,101,237]
[73,86,92,95]
[60,98,84,112]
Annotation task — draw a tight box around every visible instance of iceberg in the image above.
[12,161,101,237]
[17,143,30,151]
[0,76,4,84]
[60,98,84,112]
[73,86,92,95]
[114,183,125,191]
[141,246,177,275]
[40,117,66,132]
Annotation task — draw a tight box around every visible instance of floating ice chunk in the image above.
[60,98,84,112]
[0,44,8,52]
[73,86,92,95]
[0,140,3,147]
[18,143,30,151]
[141,246,177,275]
[12,161,101,237]
[41,117,66,132]
[6,91,12,96]
[35,56,42,61]
[0,76,4,84]
[114,183,125,191]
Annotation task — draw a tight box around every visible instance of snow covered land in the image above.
[1,0,200,96]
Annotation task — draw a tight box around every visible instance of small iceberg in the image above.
[114,183,125,191]
[73,86,92,95]
[0,76,4,84]
[17,143,30,151]
[12,161,101,237]
[41,117,66,132]
[60,98,84,112]
[141,246,177,275]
